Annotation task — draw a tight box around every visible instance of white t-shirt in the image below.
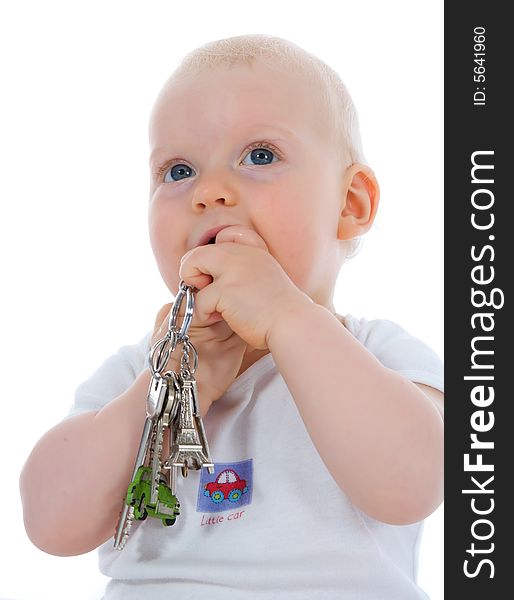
[67,314,444,600]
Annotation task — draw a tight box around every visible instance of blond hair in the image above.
[161,34,367,259]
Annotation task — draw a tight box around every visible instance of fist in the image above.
[179,225,305,350]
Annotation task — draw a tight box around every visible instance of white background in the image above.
[0,1,443,598]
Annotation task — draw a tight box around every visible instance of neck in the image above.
[237,346,270,378]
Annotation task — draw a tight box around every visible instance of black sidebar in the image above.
[445,2,511,597]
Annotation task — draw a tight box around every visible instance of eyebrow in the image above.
[148,125,297,166]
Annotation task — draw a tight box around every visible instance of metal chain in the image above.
[180,336,198,378]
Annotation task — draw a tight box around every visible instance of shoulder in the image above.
[340,313,416,349]
[65,330,153,419]
[340,313,444,395]
[89,330,153,379]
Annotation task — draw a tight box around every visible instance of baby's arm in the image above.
[266,300,444,526]
[20,367,154,556]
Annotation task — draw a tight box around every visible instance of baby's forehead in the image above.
[150,63,333,147]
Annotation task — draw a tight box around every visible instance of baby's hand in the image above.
[151,300,248,416]
[179,226,308,349]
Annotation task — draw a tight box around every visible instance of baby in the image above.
[20,34,444,599]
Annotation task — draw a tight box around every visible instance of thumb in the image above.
[215,225,269,252]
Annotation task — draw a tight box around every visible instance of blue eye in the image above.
[241,146,279,166]
[159,143,280,183]
[163,163,196,183]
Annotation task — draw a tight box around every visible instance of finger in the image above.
[179,245,217,290]
[179,226,268,290]
[179,225,269,290]
[176,245,211,290]
[215,225,269,251]
[193,280,223,324]
[178,268,213,291]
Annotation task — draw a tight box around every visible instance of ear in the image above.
[337,163,380,240]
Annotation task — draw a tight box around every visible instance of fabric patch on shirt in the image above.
[196,459,253,513]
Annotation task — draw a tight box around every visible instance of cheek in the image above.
[256,189,321,283]
[148,206,169,260]
[258,177,318,246]
[148,203,182,291]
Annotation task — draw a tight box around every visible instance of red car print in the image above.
[204,468,249,504]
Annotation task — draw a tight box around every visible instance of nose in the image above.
[191,167,238,211]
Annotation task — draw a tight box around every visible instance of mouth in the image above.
[196,224,234,248]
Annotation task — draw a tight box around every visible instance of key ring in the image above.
[149,332,178,376]
[148,281,196,376]
[169,281,195,342]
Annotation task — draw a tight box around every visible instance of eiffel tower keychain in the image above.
[114,281,214,549]
[164,282,215,493]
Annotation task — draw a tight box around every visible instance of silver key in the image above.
[149,415,165,505]
[147,373,169,418]
[113,415,155,550]
[113,375,168,549]
[149,370,183,495]
[160,371,181,493]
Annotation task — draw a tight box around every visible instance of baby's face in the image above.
[148,60,348,305]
